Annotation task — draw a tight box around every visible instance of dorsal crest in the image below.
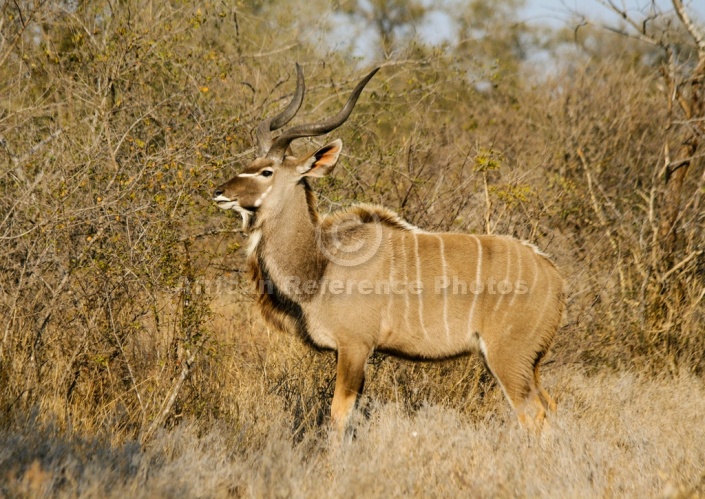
[319,204,423,234]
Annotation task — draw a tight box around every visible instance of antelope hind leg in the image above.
[534,362,557,413]
[517,370,555,431]
[514,390,548,431]
[483,342,549,431]
[538,386,557,413]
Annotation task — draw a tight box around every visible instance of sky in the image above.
[329,0,705,63]
[412,0,705,45]
[523,0,705,27]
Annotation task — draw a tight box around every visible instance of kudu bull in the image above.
[213,65,565,434]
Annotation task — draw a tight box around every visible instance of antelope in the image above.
[213,65,565,434]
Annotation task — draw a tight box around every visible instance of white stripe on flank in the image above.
[509,242,523,307]
[437,235,450,342]
[400,234,411,334]
[466,236,483,340]
[493,239,511,312]
[530,266,552,337]
[413,233,428,339]
[387,234,395,335]
[528,251,539,295]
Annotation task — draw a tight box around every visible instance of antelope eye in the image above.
[261,170,273,177]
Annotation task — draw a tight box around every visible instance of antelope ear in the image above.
[297,139,343,178]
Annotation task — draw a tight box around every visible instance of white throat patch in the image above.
[230,204,253,231]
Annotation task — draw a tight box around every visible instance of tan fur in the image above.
[320,204,423,234]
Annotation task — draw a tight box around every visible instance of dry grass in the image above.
[2,367,705,498]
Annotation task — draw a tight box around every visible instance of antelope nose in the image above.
[213,188,224,197]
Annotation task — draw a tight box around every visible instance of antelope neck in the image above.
[255,181,326,298]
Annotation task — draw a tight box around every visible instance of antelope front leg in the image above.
[331,345,369,436]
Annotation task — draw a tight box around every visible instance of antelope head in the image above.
[213,65,379,231]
